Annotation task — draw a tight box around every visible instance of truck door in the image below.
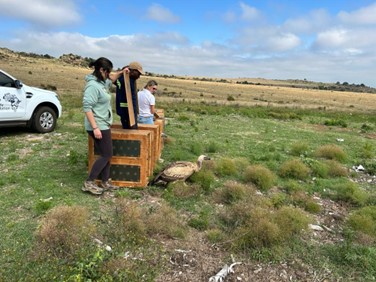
[0,72,26,119]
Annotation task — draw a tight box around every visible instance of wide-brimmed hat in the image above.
[129,61,144,75]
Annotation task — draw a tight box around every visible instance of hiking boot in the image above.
[100,180,119,191]
[82,180,104,195]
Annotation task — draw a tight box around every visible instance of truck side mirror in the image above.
[14,80,23,89]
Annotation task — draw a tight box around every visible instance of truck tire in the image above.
[32,106,57,133]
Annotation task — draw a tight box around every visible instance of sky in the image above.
[0,0,376,87]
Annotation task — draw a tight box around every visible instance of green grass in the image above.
[1,95,376,281]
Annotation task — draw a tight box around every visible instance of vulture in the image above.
[150,155,211,186]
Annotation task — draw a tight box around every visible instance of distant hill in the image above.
[1,47,375,94]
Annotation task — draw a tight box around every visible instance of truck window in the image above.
[0,72,15,88]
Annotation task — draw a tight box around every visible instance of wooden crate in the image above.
[88,128,153,188]
[155,108,164,118]
[138,123,161,165]
[154,118,164,156]
[112,123,160,167]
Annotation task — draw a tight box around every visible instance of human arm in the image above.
[85,111,102,139]
[109,68,129,83]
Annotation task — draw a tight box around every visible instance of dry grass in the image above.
[35,205,95,258]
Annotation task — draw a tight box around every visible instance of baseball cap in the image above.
[129,61,144,75]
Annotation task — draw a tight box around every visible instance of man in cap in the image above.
[115,61,144,129]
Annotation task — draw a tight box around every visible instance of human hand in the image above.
[93,128,102,139]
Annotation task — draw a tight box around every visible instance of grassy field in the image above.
[0,50,376,281]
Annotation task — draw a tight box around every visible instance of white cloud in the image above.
[266,32,301,51]
[315,28,349,48]
[283,9,332,34]
[146,4,180,24]
[239,2,261,21]
[0,0,80,27]
[338,2,376,25]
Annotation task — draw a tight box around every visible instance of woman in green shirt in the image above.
[82,57,124,195]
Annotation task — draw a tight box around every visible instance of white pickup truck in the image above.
[0,69,62,133]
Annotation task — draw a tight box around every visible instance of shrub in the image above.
[359,142,375,159]
[290,142,309,157]
[218,194,271,229]
[273,206,311,239]
[213,181,249,205]
[325,160,348,177]
[314,144,347,162]
[113,199,146,241]
[279,159,310,180]
[227,95,235,101]
[206,140,220,153]
[360,123,373,132]
[232,207,281,249]
[283,180,305,194]
[310,160,329,178]
[243,164,277,191]
[35,205,95,258]
[189,169,215,194]
[171,181,201,198]
[347,206,376,240]
[146,203,187,239]
[34,199,54,215]
[290,191,321,214]
[188,206,212,231]
[206,228,226,243]
[270,192,288,208]
[323,119,347,127]
[233,157,250,174]
[329,181,369,206]
[214,158,238,177]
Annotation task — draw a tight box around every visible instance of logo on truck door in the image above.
[2,93,21,111]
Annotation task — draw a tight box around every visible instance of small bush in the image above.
[206,140,220,153]
[213,181,249,205]
[35,205,95,258]
[314,144,347,162]
[113,199,146,241]
[234,157,250,174]
[214,158,238,177]
[146,203,187,239]
[291,191,321,214]
[34,199,54,215]
[346,206,376,240]
[270,192,288,208]
[325,160,348,177]
[188,206,212,231]
[279,159,310,180]
[290,142,309,157]
[189,169,215,194]
[329,181,368,206]
[232,207,281,249]
[243,164,277,191]
[360,123,373,132]
[283,180,305,194]
[359,142,375,159]
[206,228,226,243]
[273,206,311,239]
[171,181,201,198]
[323,119,347,127]
[310,160,329,178]
[227,95,235,101]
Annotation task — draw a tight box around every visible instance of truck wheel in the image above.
[32,106,57,133]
